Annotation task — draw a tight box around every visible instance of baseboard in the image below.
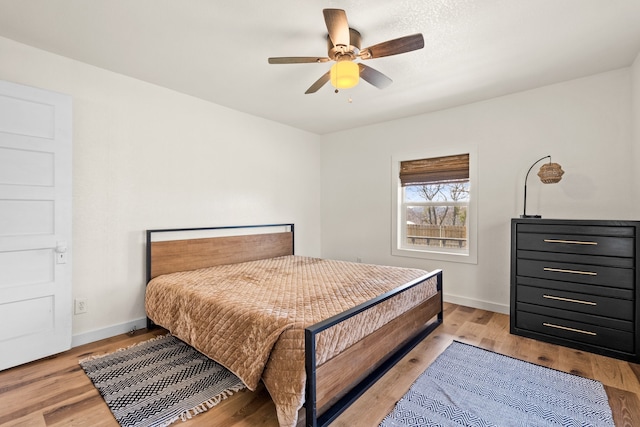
[443,293,509,315]
[71,317,148,347]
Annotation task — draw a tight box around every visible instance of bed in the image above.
[145,224,443,427]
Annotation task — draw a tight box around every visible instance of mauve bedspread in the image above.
[145,255,437,427]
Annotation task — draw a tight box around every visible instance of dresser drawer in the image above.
[516,276,634,300]
[516,285,633,320]
[517,223,636,238]
[517,232,634,257]
[517,249,633,268]
[517,302,634,332]
[516,311,634,353]
[516,259,634,289]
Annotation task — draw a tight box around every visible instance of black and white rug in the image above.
[380,341,614,427]
[80,334,245,427]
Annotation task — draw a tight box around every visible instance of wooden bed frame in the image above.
[145,224,443,427]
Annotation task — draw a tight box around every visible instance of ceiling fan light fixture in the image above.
[267,9,425,94]
[330,61,359,89]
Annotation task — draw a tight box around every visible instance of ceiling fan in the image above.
[268,9,424,94]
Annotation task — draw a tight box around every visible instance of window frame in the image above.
[391,148,478,264]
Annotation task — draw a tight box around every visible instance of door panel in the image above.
[0,80,72,371]
[0,248,53,288]
[0,200,55,235]
[0,94,55,138]
[0,297,54,342]
[0,147,55,186]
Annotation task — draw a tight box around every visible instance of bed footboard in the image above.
[304,269,443,427]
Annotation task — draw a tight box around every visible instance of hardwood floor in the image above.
[1,303,638,426]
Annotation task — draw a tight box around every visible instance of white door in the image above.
[0,80,72,371]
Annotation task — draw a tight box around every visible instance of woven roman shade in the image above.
[400,154,469,187]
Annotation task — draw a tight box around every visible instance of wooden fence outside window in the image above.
[406,224,467,248]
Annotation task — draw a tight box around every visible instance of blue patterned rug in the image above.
[380,341,614,427]
[80,334,245,427]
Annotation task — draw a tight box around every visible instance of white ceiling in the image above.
[1,0,640,135]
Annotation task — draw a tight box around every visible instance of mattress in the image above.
[145,255,437,427]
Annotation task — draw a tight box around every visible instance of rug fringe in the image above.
[178,383,247,423]
[79,333,171,364]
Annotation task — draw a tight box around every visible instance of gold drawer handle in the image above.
[543,294,596,306]
[544,239,598,245]
[543,267,597,276]
[543,322,597,336]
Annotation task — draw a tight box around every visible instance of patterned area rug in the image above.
[380,341,614,427]
[80,334,245,427]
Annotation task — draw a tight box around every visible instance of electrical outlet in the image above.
[74,298,87,315]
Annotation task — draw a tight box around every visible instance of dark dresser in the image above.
[510,218,639,362]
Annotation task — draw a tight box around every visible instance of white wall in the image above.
[0,36,322,344]
[320,68,636,313]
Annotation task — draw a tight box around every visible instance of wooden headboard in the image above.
[145,224,294,283]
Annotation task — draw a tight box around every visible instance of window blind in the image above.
[399,154,469,187]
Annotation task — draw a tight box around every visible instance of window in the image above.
[392,151,477,264]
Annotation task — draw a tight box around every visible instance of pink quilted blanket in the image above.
[145,255,437,426]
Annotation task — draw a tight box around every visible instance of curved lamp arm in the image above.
[521,155,550,218]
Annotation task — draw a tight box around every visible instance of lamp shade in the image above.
[537,162,564,184]
[330,61,359,89]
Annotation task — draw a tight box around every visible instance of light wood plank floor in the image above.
[1,303,638,426]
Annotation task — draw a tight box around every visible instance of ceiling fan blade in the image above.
[305,71,331,94]
[358,64,392,89]
[268,57,331,64]
[323,9,350,49]
[360,33,424,59]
